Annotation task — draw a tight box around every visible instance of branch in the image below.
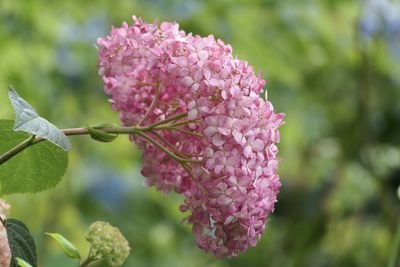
[136,131,199,163]
[0,112,192,166]
[0,136,35,165]
[138,76,160,126]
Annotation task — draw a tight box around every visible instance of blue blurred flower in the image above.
[359,0,400,60]
[86,169,130,212]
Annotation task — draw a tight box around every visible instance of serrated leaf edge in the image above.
[6,219,37,267]
[8,87,72,151]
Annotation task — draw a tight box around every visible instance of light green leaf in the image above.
[46,233,81,260]
[8,87,71,151]
[88,126,118,143]
[0,120,68,195]
[5,219,37,267]
[15,258,33,267]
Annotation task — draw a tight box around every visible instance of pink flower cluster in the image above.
[0,199,11,267]
[98,16,284,257]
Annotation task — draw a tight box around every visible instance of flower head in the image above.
[98,16,284,257]
[85,221,130,267]
[0,199,11,267]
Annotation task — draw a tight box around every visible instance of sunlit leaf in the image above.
[15,258,33,267]
[8,87,71,151]
[46,233,81,260]
[0,120,68,195]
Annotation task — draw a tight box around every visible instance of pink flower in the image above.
[0,199,11,267]
[98,16,284,257]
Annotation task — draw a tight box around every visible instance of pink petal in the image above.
[233,130,243,144]
[218,195,231,206]
[217,182,228,191]
[251,139,265,152]
[224,215,235,225]
[198,50,209,60]
[244,145,252,158]
[215,165,224,174]
[204,126,218,136]
[181,76,194,86]
[188,109,198,119]
[227,176,238,186]
[212,134,225,146]
[218,127,230,135]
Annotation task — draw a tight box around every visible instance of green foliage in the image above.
[0,120,68,195]
[15,258,33,267]
[8,87,71,151]
[45,233,81,260]
[6,219,37,267]
[88,125,118,143]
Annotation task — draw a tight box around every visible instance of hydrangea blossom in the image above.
[86,221,130,267]
[0,199,11,267]
[98,16,284,257]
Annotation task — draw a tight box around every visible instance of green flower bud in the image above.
[85,221,131,267]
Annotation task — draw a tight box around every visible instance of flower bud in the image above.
[85,221,130,267]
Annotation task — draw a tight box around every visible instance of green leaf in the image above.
[6,219,37,267]
[8,87,71,151]
[92,123,115,128]
[15,258,33,267]
[46,233,81,260]
[0,120,68,195]
[88,126,118,143]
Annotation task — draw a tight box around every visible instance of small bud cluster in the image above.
[98,16,284,257]
[85,221,130,267]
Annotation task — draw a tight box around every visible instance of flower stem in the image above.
[138,76,160,126]
[149,130,188,158]
[155,126,203,137]
[0,112,194,166]
[167,118,200,128]
[79,246,96,267]
[80,257,95,267]
[143,112,188,129]
[0,135,35,165]
[136,131,196,163]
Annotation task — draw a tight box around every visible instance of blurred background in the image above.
[1,0,400,266]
